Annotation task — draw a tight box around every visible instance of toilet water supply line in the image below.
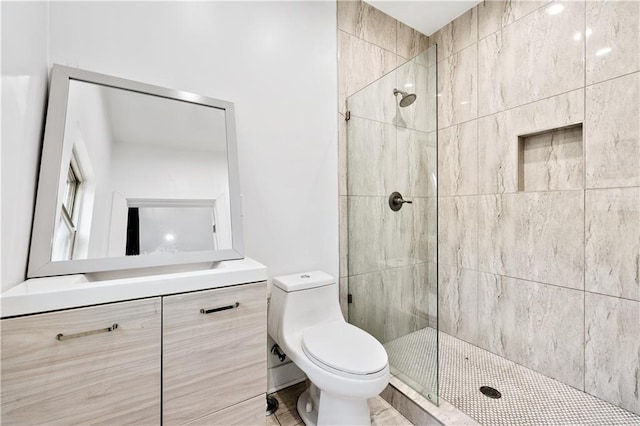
[271,344,287,362]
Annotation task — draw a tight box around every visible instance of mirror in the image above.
[28,65,244,277]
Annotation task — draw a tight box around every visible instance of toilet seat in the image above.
[301,321,388,379]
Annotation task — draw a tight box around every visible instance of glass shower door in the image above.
[345,46,438,403]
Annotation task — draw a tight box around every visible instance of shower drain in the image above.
[480,386,502,399]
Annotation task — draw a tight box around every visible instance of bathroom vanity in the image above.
[0,259,267,425]
[0,65,268,425]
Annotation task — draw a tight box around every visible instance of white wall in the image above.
[1,2,49,292]
[2,2,339,293]
[108,142,232,253]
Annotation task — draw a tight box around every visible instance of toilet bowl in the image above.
[268,271,390,426]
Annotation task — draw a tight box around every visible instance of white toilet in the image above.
[268,271,390,426]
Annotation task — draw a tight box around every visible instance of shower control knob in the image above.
[389,192,412,211]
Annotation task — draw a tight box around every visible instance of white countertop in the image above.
[0,257,267,318]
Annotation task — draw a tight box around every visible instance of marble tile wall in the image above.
[433,0,640,414]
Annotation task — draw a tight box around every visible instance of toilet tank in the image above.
[268,272,344,344]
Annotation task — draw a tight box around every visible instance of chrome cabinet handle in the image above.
[56,323,119,341]
[200,302,240,315]
[389,191,412,211]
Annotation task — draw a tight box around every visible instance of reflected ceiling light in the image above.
[573,32,582,41]
[546,3,564,15]
[404,83,414,89]
[586,28,593,37]
[596,47,612,56]
[164,233,176,242]
[461,101,469,105]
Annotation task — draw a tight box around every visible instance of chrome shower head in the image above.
[393,89,417,107]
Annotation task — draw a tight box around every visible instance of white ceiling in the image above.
[69,80,227,153]
[99,84,227,153]
[365,0,482,36]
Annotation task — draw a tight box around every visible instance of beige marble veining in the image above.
[396,128,436,198]
[381,264,430,342]
[586,0,640,85]
[585,187,640,301]
[347,116,396,196]
[476,0,550,40]
[477,88,584,194]
[438,120,478,196]
[348,264,429,345]
[438,44,477,129]
[585,72,640,189]
[348,194,422,276]
[477,191,584,289]
[337,0,396,53]
[396,21,429,61]
[438,266,479,345]
[414,45,437,68]
[338,30,397,114]
[347,196,387,276]
[585,293,640,415]
[410,197,435,265]
[347,67,397,124]
[477,273,585,390]
[431,6,477,62]
[438,196,478,269]
[478,1,584,116]
[348,270,387,343]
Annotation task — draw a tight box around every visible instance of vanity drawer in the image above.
[183,394,265,426]
[0,298,161,426]
[163,281,267,425]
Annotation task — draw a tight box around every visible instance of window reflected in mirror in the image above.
[52,157,81,261]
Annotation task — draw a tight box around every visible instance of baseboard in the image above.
[267,361,306,394]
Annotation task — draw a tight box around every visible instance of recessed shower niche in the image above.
[517,123,584,192]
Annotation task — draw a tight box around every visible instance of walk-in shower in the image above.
[344,44,640,425]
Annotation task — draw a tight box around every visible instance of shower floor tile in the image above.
[384,328,640,425]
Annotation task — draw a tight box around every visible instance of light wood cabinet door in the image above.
[0,298,161,426]
[163,282,267,425]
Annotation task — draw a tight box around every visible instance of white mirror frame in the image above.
[28,64,244,277]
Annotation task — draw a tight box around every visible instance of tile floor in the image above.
[267,381,412,426]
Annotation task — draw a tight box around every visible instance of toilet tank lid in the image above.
[272,271,334,292]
